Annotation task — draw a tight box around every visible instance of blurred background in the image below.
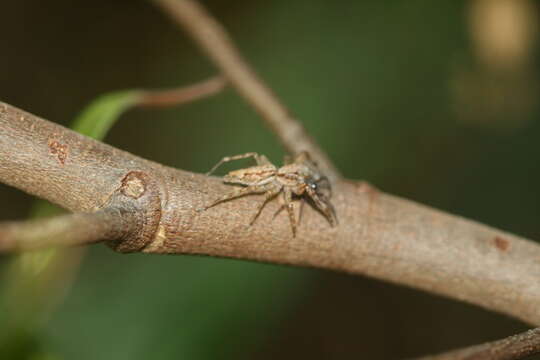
[1,0,540,358]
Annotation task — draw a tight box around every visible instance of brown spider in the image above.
[203,151,337,236]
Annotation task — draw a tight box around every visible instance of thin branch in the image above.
[1,102,540,324]
[0,207,135,252]
[137,75,226,107]
[152,0,341,180]
[415,327,540,360]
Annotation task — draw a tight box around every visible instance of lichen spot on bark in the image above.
[493,236,510,252]
[121,172,146,199]
[48,139,68,165]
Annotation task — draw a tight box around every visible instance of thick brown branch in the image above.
[416,327,540,360]
[0,207,135,252]
[1,102,540,324]
[152,0,341,180]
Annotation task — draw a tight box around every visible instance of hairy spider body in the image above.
[204,152,337,236]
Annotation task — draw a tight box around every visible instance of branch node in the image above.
[106,171,163,253]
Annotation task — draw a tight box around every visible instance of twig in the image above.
[137,76,226,107]
[0,207,135,252]
[415,327,540,360]
[2,102,540,324]
[152,0,341,180]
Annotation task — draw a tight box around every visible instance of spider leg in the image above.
[272,204,285,220]
[206,152,271,176]
[307,187,338,226]
[203,185,268,210]
[298,197,305,224]
[273,197,303,222]
[283,188,297,237]
[249,184,282,225]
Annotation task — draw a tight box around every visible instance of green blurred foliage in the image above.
[70,90,143,140]
[0,0,539,359]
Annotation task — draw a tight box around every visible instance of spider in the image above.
[203,151,337,236]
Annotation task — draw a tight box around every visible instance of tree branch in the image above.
[415,327,540,360]
[1,101,540,325]
[0,207,135,251]
[152,0,341,180]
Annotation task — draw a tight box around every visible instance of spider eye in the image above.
[310,183,317,190]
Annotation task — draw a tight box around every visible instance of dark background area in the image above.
[1,0,539,359]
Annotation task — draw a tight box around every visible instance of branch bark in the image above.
[1,101,540,325]
[0,208,132,251]
[137,76,226,108]
[416,327,540,360]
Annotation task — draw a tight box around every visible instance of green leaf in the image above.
[70,90,143,140]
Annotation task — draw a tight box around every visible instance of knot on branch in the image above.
[121,171,147,199]
[106,171,163,253]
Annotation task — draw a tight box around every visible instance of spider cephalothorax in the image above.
[203,151,337,236]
